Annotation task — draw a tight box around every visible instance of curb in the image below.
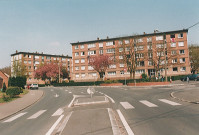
[170,91,199,104]
[0,90,44,121]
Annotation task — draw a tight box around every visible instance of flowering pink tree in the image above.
[34,63,63,82]
[89,55,112,79]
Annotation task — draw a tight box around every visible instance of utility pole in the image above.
[163,34,168,82]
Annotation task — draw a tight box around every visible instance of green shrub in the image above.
[8,76,26,89]
[2,94,10,102]
[2,82,7,92]
[6,87,21,98]
[104,80,119,84]
[38,84,45,87]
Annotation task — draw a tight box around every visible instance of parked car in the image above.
[181,75,191,81]
[30,84,39,90]
[189,74,199,81]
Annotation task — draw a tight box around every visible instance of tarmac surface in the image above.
[0,80,198,120]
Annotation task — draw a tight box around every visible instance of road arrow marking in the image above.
[52,108,64,116]
[55,94,59,97]
[3,112,27,123]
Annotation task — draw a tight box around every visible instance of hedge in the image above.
[8,76,26,89]
[6,87,21,98]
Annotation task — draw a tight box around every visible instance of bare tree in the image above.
[189,44,199,74]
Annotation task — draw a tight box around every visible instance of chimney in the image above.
[97,37,99,40]
[16,50,18,53]
[107,36,109,39]
[143,32,146,35]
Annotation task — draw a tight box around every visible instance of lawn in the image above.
[0,89,29,103]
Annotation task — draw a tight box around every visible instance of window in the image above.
[180,67,186,71]
[156,44,164,48]
[119,48,123,52]
[24,61,27,64]
[180,58,185,63]
[147,45,152,50]
[99,49,103,55]
[106,48,115,53]
[108,71,116,75]
[148,60,153,66]
[171,50,177,55]
[173,67,178,72]
[147,37,152,42]
[119,56,123,59]
[118,40,123,45]
[157,52,164,56]
[137,46,144,50]
[156,36,163,41]
[178,42,184,47]
[28,66,31,69]
[125,40,130,44]
[106,41,114,46]
[81,59,85,63]
[75,60,79,63]
[137,61,144,67]
[170,34,175,38]
[81,52,85,56]
[136,69,145,74]
[46,56,51,60]
[179,50,185,54]
[35,61,39,65]
[29,72,32,75]
[88,72,97,77]
[171,42,176,47]
[81,66,85,70]
[42,56,44,59]
[62,58,66,61]
[75,45,79,49]
[75,74,79,78]
[138,38,143,42]
[136,53,144,58]
[99,43,103,48]
[88,50,96,55]
[172,59,177,63]
[109,64,116,69]
[120,64,124,67]
[75,66,79,71]
[178,33,183,38]
[28,55,32,58]
[53,57,56,60]
[148,53,153,58]
[120,71,124,75]
[81,73,86,78]
[28,61,31,64]
[88,66,94,70]
[88,43,96,48]
[75,52,79,56]
[80,45,84,49]
[34,56,39,59]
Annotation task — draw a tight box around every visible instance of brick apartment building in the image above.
[11,51,72,84]
[0,70,9,89]
[71,29,190,82]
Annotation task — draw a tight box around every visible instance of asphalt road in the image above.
[0,84,199,135]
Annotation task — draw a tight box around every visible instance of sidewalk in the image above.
[0,90,44,120]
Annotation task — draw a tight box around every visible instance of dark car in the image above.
[181,75,191,81]
[189,74,199,81]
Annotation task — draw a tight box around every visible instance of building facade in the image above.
[0,70,9,88]
[11,51,72,84]
[71,29,190,82]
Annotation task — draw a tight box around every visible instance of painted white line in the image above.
[117,110,135,135]
[65,90,68,91]
[54,94,59,98]
[52,108,64,116]
[69,92,72,94]
[68,95,76,107]
[120,102,134,109]
[159,99,181,106]
[104,94,115,103]
[46,115,64,135]
[27,110,46,119]
[3,112,27,123]
[107,108,121,135]
[56,112,73,134]
[139,100,158,107]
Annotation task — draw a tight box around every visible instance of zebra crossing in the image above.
[120,99,182,110]
[2,108,64,123]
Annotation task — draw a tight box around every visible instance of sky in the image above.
[0,0,199,68]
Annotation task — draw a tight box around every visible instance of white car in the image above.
[30,84,39,90]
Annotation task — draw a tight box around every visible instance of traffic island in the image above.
[74,96,109,106]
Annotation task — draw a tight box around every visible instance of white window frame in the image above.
[88,43,96,48]
[81,59,85,63]
[178,42,184,47]
[75,52,79,57]
[80,45,84,49]
[106,41,114,46]
[75,60,79,63]
[99,43,103,48]
[75,45,79,49]
[156,36,163,41]
[81,66,85,70]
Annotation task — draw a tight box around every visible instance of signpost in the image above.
[124,68,127,86]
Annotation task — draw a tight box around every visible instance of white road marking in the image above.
[107,108,121,135]
[69,92,72,94]
[117,110,135,135]
[159,99,181,106]
[65,90,68,91]
[51,89,54,91]
[120,102,134,109]
[139,100,158,107]
[52,108,64,116]
[68,95,76,107]
[3,112,27,123]
[27,110,46,119]
[104,94,115,103]
[56,112,73,134]
[46,115,64,135]
[54,94,59,98]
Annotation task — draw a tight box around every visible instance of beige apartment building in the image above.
[11,51,72,84]
[71,29,190,82]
